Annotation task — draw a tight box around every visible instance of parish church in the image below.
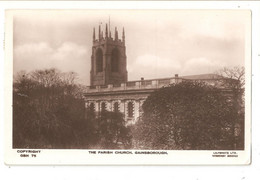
[84,24,220,125]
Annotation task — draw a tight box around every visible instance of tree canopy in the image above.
[133,81,244,150]
[92,111,132,149]
[13,69,90,148]
[13,68,131,149]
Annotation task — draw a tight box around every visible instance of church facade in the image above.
[84,24,220,125]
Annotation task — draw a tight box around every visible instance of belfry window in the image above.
[96,48,103,73]
[111,48,119,72]
[113,102,119,112]
[128,102,134,117]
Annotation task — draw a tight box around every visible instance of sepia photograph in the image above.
[5,9,251,164]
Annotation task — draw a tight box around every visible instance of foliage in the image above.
[215,66,245,149]
[133,81,243,150]
[86,110,132,149]
[13,69,93,148]
[13,68,132,149]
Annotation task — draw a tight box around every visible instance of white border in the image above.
[0,1,259,179]
[4,5,252,166]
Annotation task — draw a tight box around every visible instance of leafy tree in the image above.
[13,68,93,148]
[133,81,241,150]
[87,110,132,149]
[13,68,132,149]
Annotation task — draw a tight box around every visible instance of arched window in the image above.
[96,48,103,73]
[113,102,119,112]
[111,48,119,72]
[128,102,134,117]
[101,102,106,112]
[89,102,95,112]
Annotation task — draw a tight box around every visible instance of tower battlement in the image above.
[93,24,125,45]
[92,38,125,47]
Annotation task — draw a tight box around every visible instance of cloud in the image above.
[128,54,181,80]
[181,57,227,75]
[128,55,228,81]
[14,41,90,85]
[14,42,53,56]
[52,42,86,60]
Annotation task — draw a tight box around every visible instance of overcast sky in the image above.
[13,10,249,85]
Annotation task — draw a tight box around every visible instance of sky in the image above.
[13,10,249,85]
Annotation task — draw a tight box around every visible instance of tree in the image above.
[13,68,132,149]
[215,66,245,149]
[13,68,93,148]
[86,110,132,149]
[216,66,245,89]
[133,81,239,150]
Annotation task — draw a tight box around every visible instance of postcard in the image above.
[4,9,251,165]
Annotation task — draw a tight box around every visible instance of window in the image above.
[89,103,95,112]
[101,102,106,112]
[113,102,119,112]
[96,48,103,73]
[128,102,134,117]
[111,48,119,72]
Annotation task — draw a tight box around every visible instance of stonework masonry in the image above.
[90,24,127,86]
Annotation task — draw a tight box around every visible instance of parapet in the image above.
[86,77,181,93]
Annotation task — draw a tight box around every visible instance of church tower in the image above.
[90,24,128,86]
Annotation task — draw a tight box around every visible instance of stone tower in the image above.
[90,24,128,86]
